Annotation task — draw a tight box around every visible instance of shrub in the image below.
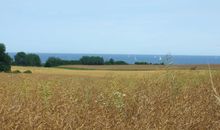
[23,70,32,74]
[190,66,197,70]
[13,70,21,73]
[12,70,21,74]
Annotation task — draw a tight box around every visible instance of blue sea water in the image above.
[8,53,220,65]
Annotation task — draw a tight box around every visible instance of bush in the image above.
[23,70,32,74]
[190,66,197,70]
[12,70,21,74]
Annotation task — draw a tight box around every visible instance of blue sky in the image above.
[1,0,220,55]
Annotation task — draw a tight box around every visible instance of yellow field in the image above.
[1,66,220,129]
[59,64,220,71]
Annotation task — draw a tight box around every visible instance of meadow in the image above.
[0,66,220,129]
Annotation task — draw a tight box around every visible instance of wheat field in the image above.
[0,66,220,129]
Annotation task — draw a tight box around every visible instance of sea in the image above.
[8,53,220,65]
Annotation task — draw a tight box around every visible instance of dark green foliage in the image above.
[135,62,151,65]
[0,44,6,53]
[114,61,128,65]
[14,52,41,66]
[0,43,11,72]
[44,57,63,67]
[26,54,41,66]
[44,56,131,67]
[80,56,104,65]
[105,58,115,65]
[105,59,128,65]
[45,57,81,67]
[62,60,81,65]
[14,52,27,66]
[45,56,129,67]
[109,58,114,64]
[23,70,32,74]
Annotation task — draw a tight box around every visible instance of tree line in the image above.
[45,56,128,67]
[44,57,81,67]
[14,52,41,66]
[0,43,165,72]
[13,53,129,67]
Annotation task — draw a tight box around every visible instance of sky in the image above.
[1,0,220,55]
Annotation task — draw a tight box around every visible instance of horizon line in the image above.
[8,52,220,57]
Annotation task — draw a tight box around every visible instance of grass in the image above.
[0,66,220,129]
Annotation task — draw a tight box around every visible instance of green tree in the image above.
[114,61,128,65]
[44,57,63,67]
[105,58,115,65]
[14,52,27,66]
[80,56,104,65]
[14,52,41,66]
[0,44,6,53]
[0,43,11,72]
[109,58,114,64]
[26,54,41,66]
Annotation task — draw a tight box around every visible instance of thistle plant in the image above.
[161,53,174,67]
[112,91,126,110]
[161,54,181,101]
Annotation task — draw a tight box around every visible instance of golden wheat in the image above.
[0,66,220,129]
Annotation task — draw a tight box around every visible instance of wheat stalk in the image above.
[208,64,220,105]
